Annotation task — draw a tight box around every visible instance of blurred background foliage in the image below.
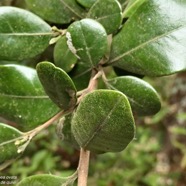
[0,0,186,185]
[1,72,186,186]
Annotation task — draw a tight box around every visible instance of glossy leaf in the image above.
[0,6,51,61]
[0,123,22,164]
[37,62,77,110]
[25,0,85,24]
[54,36,77,72]
[123,0,147,18]
[67,18,108,68]
[107,76,161,116]
[17,174,71,186]
[87,0,122,34]
[109,0,186,76]
[77,0,96,8]
[72,90,135,153]
[0,65,60,131]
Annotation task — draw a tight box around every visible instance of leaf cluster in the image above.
[0,0,185,184]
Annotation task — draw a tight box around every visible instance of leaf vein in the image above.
[83,96,123,148]
[80,22,94,67]
[107,83,143,108]
[60,0,83,19]
[109,25,186,64]
[0,94,49,99]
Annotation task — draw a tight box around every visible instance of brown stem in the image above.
[77,69,102,103]
[25,110,65,139]
[76,69,101,185]
[14,110,69,154]
[77,148,90,186]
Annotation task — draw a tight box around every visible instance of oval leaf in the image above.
[0,65,60,131]
[17,174,71,186]
[0,123,22,165]
[77,0,96,8]
[72,90,135,153]
[37,62,77,110]
[26,0,85,24]
[87,0,122,34]
[67,18,108,68]
[107,76,161,116]
[0,6,51,61]
[54,36,77,72]
[109,0,186,76]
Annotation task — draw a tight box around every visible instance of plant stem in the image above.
[14,110,69,154]
[77,148,90,186]
[76,69,101,185]
[26,110,65,139]
[77,69,102,103]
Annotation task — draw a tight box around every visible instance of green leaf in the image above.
[25,0,85,24]
[57,114,79,149]
[107,76,161,116]
[109,0,186,76]
[77,0,96,8]
[113,66,144,78]
[123,0,147,18]
[0,123,22,164]
[17,174,70,186]
[67,18,108,68]
[54,36,77,72]
[87,0,122,34]
[72,90,135,153]
[37,62,77,110]
[0,65,60,131]
[69,62,92,91]
[0,6,51,61]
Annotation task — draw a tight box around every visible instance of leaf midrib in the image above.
[80,22,94,67]
[106,82,144,108]
[0,32,53,36]
[109,24,186,64]
[83,96,123,148]
[96,12,121,21]
[0,93,49,99]
[60,0,83,19]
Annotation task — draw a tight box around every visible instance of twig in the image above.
[25,110,65,139]
[15,110,70,153]
[77,69,102,103]
[77,148,90,186]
